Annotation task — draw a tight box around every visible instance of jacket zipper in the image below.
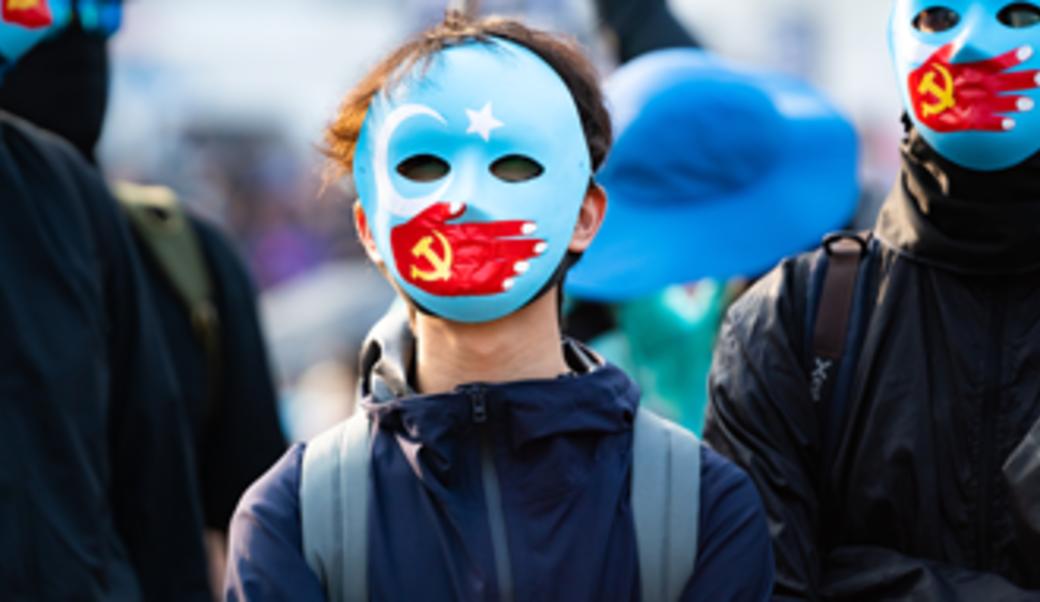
[471,387,514,602]
[977,289,1005,570]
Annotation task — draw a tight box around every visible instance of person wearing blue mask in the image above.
[0,2,210,600]
[705,0,1040,598]
[226,13,773,602]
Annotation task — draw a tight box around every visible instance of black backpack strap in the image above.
[806,231,875,460]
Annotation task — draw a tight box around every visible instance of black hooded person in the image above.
[0,3,210,600]
[0,0,288,587]
[705,0,1040,598]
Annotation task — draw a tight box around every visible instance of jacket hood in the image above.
[875,125,1040,275]
[354,304,640,476]
[0,27,109,164]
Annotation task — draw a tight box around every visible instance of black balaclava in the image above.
[0,24,108,164]
[875,117,1040,275]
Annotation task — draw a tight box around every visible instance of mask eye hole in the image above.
[999,2,1040,28]
[913,6,961,33]
[490,155,544,183]
[396,154,450,183]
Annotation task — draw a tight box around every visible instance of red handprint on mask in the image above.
[3,0,54,28]
[909,43,1040,133]
[391,202,547,296]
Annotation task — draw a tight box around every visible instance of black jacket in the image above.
[0,22,285,533]
[137,215,286,531]
[705,131,1040,600]
[0,113,210,600]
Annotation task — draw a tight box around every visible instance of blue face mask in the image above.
[890,0,1040,170]
[354,39,592,323]
[0,0,71,78]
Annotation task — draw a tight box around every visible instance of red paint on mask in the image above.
[909,43,1039,132]
[3,0,53,28]
[391,202,546,297]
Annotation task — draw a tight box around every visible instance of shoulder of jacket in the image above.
[231,444,307,531]
[723,251,818,342]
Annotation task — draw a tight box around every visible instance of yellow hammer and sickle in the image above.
[410,230,453,282]
[918,63,956,118]
[7,0,41,10]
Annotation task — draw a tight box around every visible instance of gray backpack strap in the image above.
[300,412,371,602]
[631,408,702,602]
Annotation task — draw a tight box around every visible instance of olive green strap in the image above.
[114,181,221,416]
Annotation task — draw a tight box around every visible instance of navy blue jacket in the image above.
[226,318,772,601]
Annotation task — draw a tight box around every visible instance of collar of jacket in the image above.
[875,124,1040,275]
[354,304,640,476]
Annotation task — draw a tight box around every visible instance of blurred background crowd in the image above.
[92,0,899,443]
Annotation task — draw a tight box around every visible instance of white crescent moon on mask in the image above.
[373,103,456,217]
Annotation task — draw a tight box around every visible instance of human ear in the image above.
[353,201,383,263]
[568,183,607,253]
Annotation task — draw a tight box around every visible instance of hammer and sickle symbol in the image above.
[918,62,956,118]
[410,230,453,282]
[7,0,41,9]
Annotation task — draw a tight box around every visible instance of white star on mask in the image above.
[465,102,504,141]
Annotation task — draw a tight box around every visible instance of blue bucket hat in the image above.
[567,49,860,301]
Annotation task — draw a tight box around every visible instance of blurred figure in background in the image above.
[706,0,1040,597]
[0,0,286,593]
[567,49,859,433]
[0,2,209,599]
[594,0,700,61]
